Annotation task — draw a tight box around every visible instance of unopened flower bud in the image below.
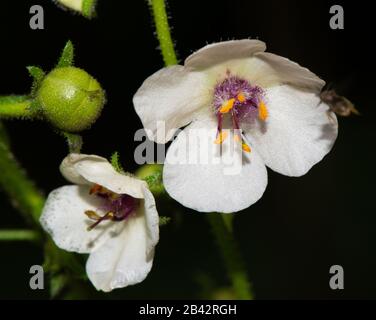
[37,67,105,132]
[56,0,97,18]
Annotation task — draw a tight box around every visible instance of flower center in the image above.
[213,72,268,152]
[84,184,139,231]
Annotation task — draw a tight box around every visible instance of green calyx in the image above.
[82,0,97,19]
[37,66,105,132]
[136,164,165,196]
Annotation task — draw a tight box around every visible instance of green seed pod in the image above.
[37,67,105,132]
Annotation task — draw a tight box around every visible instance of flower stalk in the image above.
[0,96,36,119]
[149,0,178,66]
[0,124,44,223]
[0,229,41,242]
[207,214,253,300]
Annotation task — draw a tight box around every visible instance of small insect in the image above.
[320,89,360,117]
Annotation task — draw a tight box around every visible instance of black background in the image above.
[0,0,375,299]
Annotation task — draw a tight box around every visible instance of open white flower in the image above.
[133,39,338,213]
[40,154,159,292]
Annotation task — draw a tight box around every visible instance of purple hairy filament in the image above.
[213,72,268,153]
[85,184,139,231]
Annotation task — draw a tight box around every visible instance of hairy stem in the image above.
[0,96,35,119]
[207,214,254,300]
[0,122,44,223]
[0,229,41,242]
[149,0,178,66]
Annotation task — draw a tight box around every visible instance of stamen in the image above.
[89,184,103,195]
[213,74,265,154]
[242,143,252,153]
[109,192,121,200]
[85,210,101,220]
[237,93,246,103]
[258,100,269,121]
[90,184,120,200]
[214,131,228,144]
[87,211,114,231]
[219,98,235,114]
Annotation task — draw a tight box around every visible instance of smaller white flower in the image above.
[40,154,159,292]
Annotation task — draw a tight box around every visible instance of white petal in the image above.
[141,185,159,257]
[185,39,266,70]
[133,66,209,144]
[60,154,146,198]
[163,115,268,213]
[60,154,104,185]
[40,185,121,254]
[254,52,325,91]
[246,85,338,177]
[86,211,155,292]
[200,54,325,91]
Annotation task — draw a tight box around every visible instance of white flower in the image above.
[40,154,159,292]
[133,39,338,213]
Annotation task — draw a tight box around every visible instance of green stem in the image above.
[0,96,35,119]
[149,0,178,66]
[207,214,254,300]
[0,122,44,223]
[62,132,83,153]
[0,229,40,242]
